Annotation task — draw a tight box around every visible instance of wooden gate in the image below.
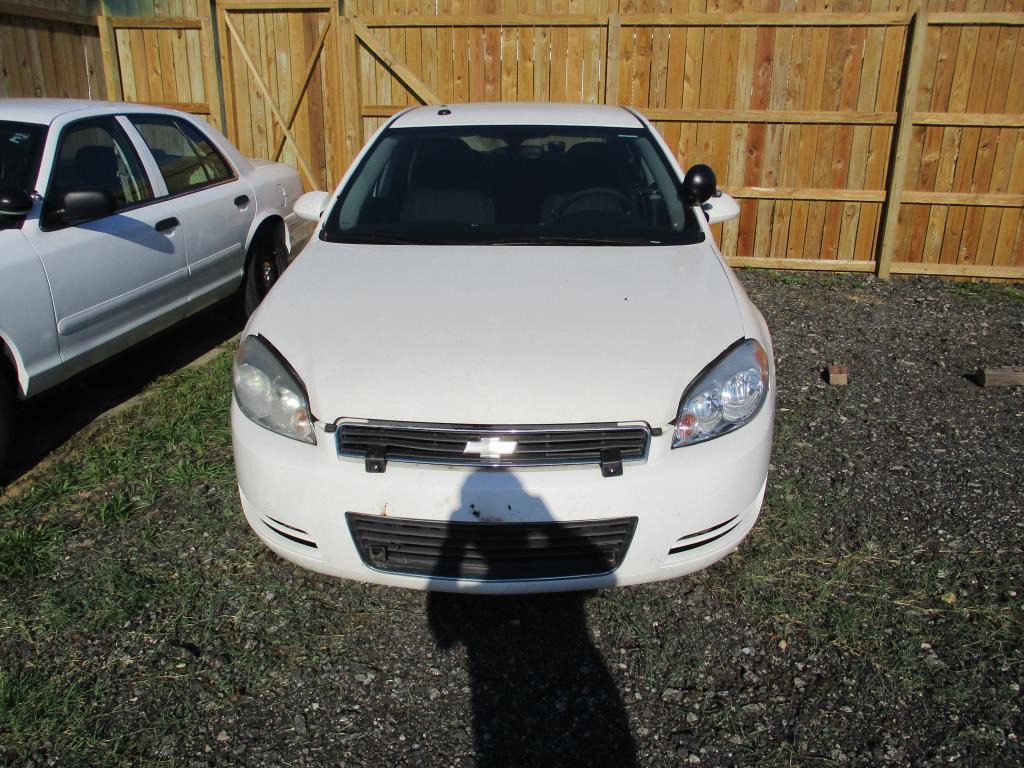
[216,0,344,190]
[97,14,221,129]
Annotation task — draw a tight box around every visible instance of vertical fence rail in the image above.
[876,9,928,279]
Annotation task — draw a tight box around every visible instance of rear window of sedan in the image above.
[129,115,234,195]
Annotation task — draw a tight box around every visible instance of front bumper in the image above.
[231,399,772,593]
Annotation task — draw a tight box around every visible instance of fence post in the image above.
[876,8,928,279]
[605,12,621,105]
[199,18,223,131]
[96,14,122,101]
[216,7,239,147]
[337,13,363,175]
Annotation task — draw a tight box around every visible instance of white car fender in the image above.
[243,207,289,254]
[0,230,62,398]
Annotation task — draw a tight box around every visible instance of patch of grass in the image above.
[764,269,810,286]
[0,524,59,578]
[948,280,1024,302]
[0,343,244,764]
[715,479,1021,705]
[0,663,134,767]
[88,488,138,524]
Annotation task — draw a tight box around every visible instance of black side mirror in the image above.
[52,189,116,224]
[680,164,717,206]
[0,187,33,217]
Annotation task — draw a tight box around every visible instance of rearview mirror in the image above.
[0,187,33,217]
[680,164,717,207]
[294,190,330,222]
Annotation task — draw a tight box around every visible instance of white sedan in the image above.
[231,102,773,593]
[0,99,309,468]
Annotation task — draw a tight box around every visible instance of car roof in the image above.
[388,102,645,130]
[0,98,189,126]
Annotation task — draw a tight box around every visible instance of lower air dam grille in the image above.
[346,513,637,580]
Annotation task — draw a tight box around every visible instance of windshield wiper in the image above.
[323,232,450,245]
[484,235,657,246]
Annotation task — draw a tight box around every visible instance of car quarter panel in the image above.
[244,160,307,255]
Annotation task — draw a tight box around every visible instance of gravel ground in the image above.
[1,271,1022,767]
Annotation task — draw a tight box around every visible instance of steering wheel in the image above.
[554,187,638,219]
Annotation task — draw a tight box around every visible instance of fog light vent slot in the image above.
[667,516,739,555]
[262,517,318,549]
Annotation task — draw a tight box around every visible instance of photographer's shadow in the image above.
[426,470,637,767]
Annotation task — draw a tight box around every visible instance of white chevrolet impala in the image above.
[231,103,774,593]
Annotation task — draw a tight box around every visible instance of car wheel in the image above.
[243,225,289,317]
[0,365,12,471]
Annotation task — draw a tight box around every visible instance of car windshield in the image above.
[0,121,45,191]
[321,125,704,246]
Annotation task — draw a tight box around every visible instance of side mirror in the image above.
[51,189,116,224]
[703,191,740,225]
[0,187,33,217]
[680,164,717,207]
[294,190,329,222]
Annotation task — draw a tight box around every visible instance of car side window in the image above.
[47,117,153,221]
[129,115,234,195]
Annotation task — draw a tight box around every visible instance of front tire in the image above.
[242,225,288,317]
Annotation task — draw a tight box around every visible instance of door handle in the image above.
[234,195,250,207]
[155,217,179,233]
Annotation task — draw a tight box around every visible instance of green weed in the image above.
[0,524,58,579]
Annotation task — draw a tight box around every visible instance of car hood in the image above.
[251,241,744,427]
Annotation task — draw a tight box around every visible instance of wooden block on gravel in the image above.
[973,366,1024,388]
[826,365,849,386]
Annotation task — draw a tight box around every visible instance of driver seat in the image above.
[540,142,636,223]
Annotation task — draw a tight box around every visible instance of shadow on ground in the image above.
[1,302,242,486]
[426,470,637,767]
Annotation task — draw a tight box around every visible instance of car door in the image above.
[124,114,256,308]
[21,115,190,375]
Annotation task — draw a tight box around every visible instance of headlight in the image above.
[672,339,769,448]
[233,335,316,444]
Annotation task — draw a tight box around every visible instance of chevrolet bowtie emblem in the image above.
[464,437,518,459]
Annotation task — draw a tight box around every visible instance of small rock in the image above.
[216,730,229,743]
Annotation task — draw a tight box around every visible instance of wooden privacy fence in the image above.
[0,0,1022,280]
[344,6,1024,280]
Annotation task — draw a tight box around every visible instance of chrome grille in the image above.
[336,420,650,468]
